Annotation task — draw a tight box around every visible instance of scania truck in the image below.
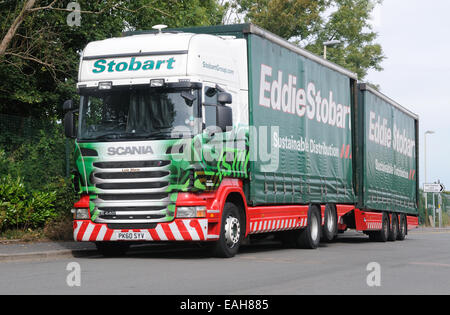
[63,24,419,257]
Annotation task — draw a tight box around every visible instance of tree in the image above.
[232,0,328,41]
[306,0,385,79]
[0,0,225,119]
[0,0,37,57]
[226,0,385,80]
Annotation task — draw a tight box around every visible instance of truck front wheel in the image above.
[212,202,243,258]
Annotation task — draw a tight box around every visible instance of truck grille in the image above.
[97,193,169,201]
[93,160,170,168]
[96,182,168,190]
[91,160,173,225]
[94,171,169,180]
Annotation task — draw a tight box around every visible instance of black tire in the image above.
[96,242,129,257]
[388,214,399,241]
[397,214,407,241]
[373,212,389,242]
[212,202,243,258]
[294,206,321,249]
[322,204,337,243]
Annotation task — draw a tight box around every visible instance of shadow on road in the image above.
[79,231,373,260]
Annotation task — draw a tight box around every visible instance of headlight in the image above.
[176,206,206,218]
[71,208,90,220]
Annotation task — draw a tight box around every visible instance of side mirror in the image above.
[63,99,76,112]
[204,105,233,133]
[181,91,196,106]
[216,105,233,132]
[217,92,232,105]
[64,111,77,139]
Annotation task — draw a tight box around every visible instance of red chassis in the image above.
[73,178,419,242]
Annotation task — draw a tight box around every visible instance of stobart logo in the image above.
[92,57,176,73]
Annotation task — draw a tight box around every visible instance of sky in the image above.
[366,0,450,188]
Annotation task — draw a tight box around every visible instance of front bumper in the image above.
[74,219,209,242]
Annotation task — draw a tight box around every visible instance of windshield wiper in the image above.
[90,133,123,140]
[149,130,193,139]
[87,130,192,141]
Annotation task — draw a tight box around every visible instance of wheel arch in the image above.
[225,192,247,237]
[210,178,248,237]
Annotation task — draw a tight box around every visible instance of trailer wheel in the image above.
[367,212,390,243]
[322,204,337,242]
[388,214,399,241]
[372,212,389,242]
[212,202,242,258]
[95,242,129,257]
[397,214,407,241]
[295,205,321,249]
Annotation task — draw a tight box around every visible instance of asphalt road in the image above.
[1,229,450,295]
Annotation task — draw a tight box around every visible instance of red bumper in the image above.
[73,219,209,242]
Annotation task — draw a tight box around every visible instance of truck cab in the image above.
[64,27,250,256]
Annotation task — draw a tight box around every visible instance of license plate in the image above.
[117,232,146,240]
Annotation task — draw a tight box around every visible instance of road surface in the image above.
[1,229,450,295]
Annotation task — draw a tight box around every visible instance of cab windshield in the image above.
[78,86,199,141]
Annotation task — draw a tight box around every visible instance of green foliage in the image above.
[0,150,13,175]
[237,0,327,40]
[418,190,450,226]
[417,190,427,225]
[231,0,385,80]
[306,0,385,79]
[0,114,73,189]
[0,175,57,231]
[126,0,225,29]
[43,176,76,219]
[0,172,75,232]
[8,127,70,189]
[0,115,75,232]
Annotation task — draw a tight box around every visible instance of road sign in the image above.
[423,183,445,193]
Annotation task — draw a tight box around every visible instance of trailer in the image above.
[64,24,419,257]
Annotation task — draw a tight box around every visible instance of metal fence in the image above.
[0,114,55,150]
[421,191,450,227]
[0,113,71,178]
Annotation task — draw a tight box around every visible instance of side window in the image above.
[204,105,217,128]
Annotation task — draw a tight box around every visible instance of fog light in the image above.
[98,81,112,90]
[150,79,165,87]
[176,206,207,218]
[71,208,90,220]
